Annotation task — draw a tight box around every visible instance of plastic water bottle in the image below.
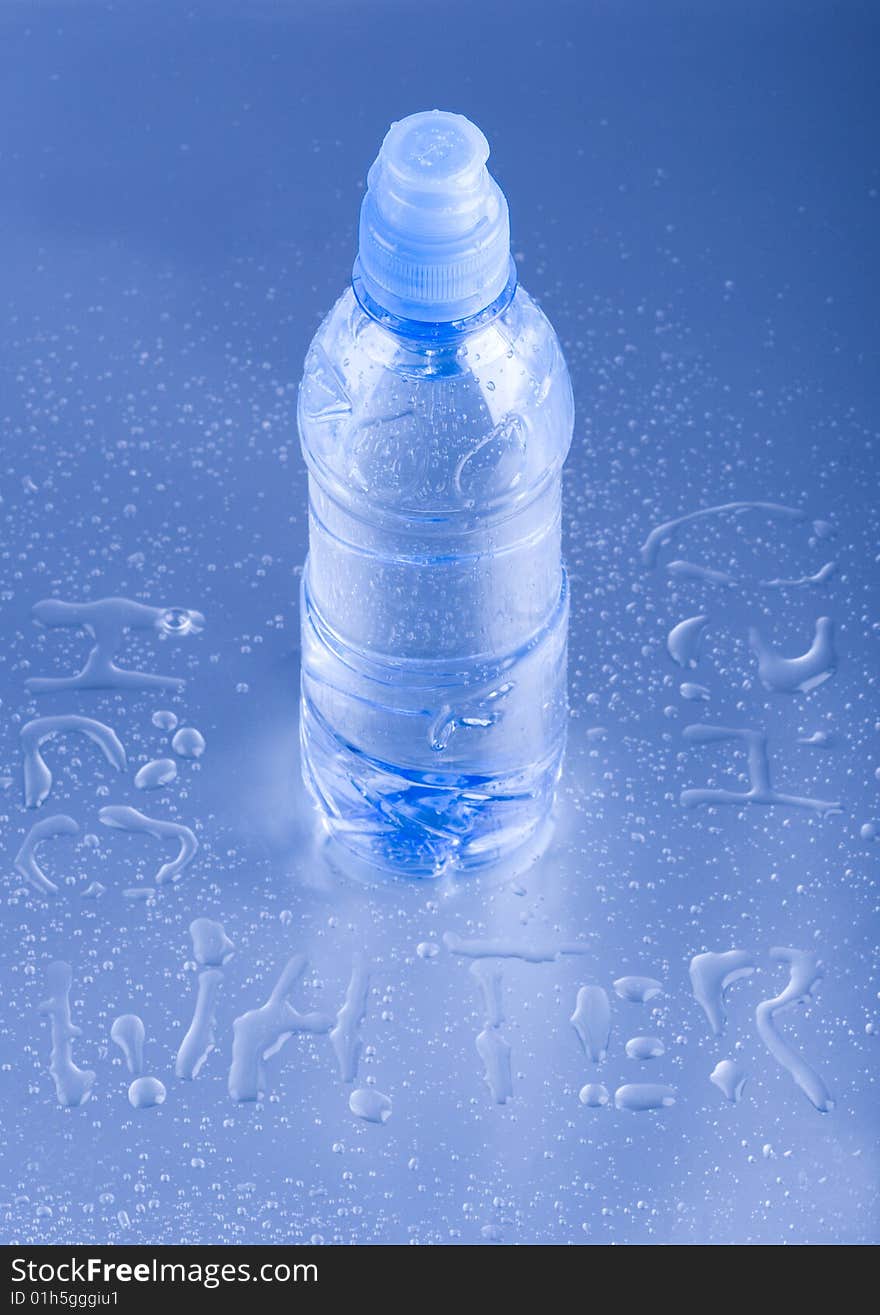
[298,110,573,877]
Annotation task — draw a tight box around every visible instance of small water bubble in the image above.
[159,608,197,637]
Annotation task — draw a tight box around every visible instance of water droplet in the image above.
[99,806,198,887]
[750,617,836,693]
[667,615,709,668]
[570,986,610,1062]
[128,1076,166,1109]
[228,956,333,1102]
[755,947,834,1112]
[578,1083,610,1108]
[689,949,755,1035]
[171,726,206,759]
[709,1059,748,1103]
[27,596,202,692]
[613,975,663,1003]
[614,1083,676,1112]
[110,1015,145,1075]
[134,758,177,791]
[40,962,96,1107]
[624,1035,665,1060]
[160,608,196,636]
[190,918,235,966]
[349,1087,392,1124]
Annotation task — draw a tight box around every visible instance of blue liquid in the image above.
[298,283,573,875]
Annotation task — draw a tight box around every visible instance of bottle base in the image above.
[300,696,564,880]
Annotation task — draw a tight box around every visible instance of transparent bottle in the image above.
[298,111,573,877]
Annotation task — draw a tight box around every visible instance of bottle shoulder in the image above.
[298,284,573,518]
[302,283,569,383]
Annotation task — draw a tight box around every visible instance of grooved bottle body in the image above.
[298,284,573,876]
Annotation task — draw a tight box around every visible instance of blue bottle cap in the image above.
[354,110,512,324]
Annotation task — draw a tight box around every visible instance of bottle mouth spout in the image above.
[355,110,512,324]
[352,255,517,345]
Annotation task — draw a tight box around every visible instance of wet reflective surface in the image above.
[0,0,877,1244]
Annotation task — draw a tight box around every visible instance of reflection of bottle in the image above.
[298,110,573,877]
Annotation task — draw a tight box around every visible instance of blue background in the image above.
[1,0,877,1244]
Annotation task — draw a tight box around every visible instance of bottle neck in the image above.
[351,257,518,351]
